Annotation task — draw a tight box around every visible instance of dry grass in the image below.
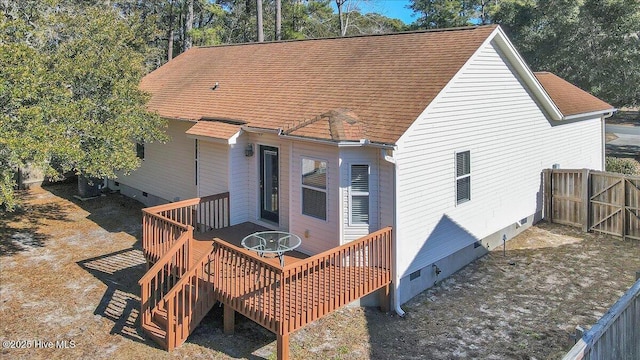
[1,183,638,359]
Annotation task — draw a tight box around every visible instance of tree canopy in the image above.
[1,2,167,210]
[2,0,637,209]
[408,0,640,108]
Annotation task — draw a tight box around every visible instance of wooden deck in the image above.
[192,222,309,268]
[138,193,392,360]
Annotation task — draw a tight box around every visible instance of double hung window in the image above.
[350,165,369,225]
[302,158,327,220]
[456,151,471,205]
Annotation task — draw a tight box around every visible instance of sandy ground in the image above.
[1,183,639,359]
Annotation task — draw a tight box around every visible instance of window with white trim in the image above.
[350,164,369,225]
[136,142,145,160]
[456,151,471,204]
[301,158,327,220]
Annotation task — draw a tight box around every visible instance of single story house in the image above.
[113,25,614,313]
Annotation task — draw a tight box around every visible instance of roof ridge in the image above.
[193,25,498,50]
[283,113,328,135]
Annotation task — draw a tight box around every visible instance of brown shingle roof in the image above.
[185,121,241,140]
[141,26,498,144]
[534,72,614,117]
[282,109,365,141]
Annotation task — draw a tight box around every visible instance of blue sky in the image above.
[332,0,417,25]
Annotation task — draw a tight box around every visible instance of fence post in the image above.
[581,169,590,233]
[622,176,627,241]
[543,169,553,222]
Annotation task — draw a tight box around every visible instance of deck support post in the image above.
[277,333,290,360]
[378,284,390,313]
[223,305,235,334]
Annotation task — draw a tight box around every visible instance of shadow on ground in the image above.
[45,182,144,237]
[59,182,277,358]
[365,222,639,359]
[77,248,148,344]
[606,143,640,159]
[0,189,69,256]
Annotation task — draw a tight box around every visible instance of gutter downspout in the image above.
[600,111,615,171]
[384,149,405,317]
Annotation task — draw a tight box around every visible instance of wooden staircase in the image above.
[139,193,230,351]
[138,192,394,360]
[139,232,220,350]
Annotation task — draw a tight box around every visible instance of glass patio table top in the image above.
[241,231,302,267]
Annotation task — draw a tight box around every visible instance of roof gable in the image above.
[534,72,614,117]
[141,26,498,144]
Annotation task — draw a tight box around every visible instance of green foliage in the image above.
[492,0,640,108]
[409,0,477,29]
[406,0,640,107]
[0,4,167,210]
[605,157,640,175]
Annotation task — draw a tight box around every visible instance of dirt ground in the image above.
[1,183,639,360]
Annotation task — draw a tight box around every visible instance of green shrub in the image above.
[605,157,640,175]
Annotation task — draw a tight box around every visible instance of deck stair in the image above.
[138,192,393,360]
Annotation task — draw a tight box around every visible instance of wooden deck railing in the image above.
[279,226,392,334]
[162,247,218,350]
[212,241,284,333]
[139,229,193,332]
[142,192,230,262]
[139,193,392,360]
[205,227,393,336]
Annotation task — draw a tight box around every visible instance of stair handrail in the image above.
[163,242,216,350]
[139,228,193,328]
[139,227,193,284]
[142,210,192,262]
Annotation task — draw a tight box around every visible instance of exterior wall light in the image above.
[245,143,254,157]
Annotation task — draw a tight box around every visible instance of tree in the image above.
[167,0,176,60]
[256,0,264,41]
[336,0,347,35]
[275,0,282,40]
[184,0,194,50]
[0,4,167,210]
[492,0,640,107]
[409,0,476,29]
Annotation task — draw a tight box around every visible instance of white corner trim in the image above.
[490,27,564,121]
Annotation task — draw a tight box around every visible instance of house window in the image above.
[350,164,369,225]
[301,158,327,220]
[136,142,145,160]
[456,151,471,204]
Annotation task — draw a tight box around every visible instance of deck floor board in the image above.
[187,222,390,334]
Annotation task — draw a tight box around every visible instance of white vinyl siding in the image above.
[197,140,229,197]
[394,38,604,302]
[228,134,251,225]
[378,159,394,229]
[116,119,197,202]
[241,133,290,231]
[291,141,339,254]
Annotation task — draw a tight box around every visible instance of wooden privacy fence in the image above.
[563,276,640,360]
[543,169,640,240]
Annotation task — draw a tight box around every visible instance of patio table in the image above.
[241,231,302,267]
